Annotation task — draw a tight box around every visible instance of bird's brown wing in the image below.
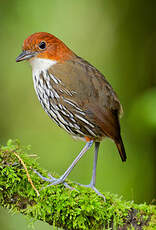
[49,56,122,109]
[48,56,126,161]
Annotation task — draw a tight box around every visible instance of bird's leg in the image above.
[88,142,105,199]
[34,140,93,189]
[89,141,100,187]
[76,142,105,200]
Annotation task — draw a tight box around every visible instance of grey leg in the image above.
[34,140,93,187]
[76,141,105,200]
[90,142,100,187]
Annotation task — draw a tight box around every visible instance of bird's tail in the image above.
[115,137,127,162]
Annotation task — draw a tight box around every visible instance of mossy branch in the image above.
[0,140,155,230]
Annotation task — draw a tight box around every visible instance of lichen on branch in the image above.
[0,140,155,229]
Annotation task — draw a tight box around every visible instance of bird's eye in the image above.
[39,41,46,50]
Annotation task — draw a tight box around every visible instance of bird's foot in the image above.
[77,182,105,200]
[33,169,73,190]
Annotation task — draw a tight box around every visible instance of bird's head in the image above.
[16,32,75,68]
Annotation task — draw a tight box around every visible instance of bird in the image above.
[16,32,126,198]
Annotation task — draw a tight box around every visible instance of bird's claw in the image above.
[76,182,105,200]
[33,169,74,190]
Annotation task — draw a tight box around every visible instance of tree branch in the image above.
[0,140,155,229]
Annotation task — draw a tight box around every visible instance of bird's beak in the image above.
[16,50,37,62]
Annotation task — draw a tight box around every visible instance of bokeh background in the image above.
[0,0,156,229]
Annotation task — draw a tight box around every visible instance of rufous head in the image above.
[16,32,75,63]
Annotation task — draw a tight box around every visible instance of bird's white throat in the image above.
[29,57,57,74]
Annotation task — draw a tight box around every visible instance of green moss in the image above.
[0,140,155,229]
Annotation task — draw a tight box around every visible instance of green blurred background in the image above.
[0,0,156,229]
